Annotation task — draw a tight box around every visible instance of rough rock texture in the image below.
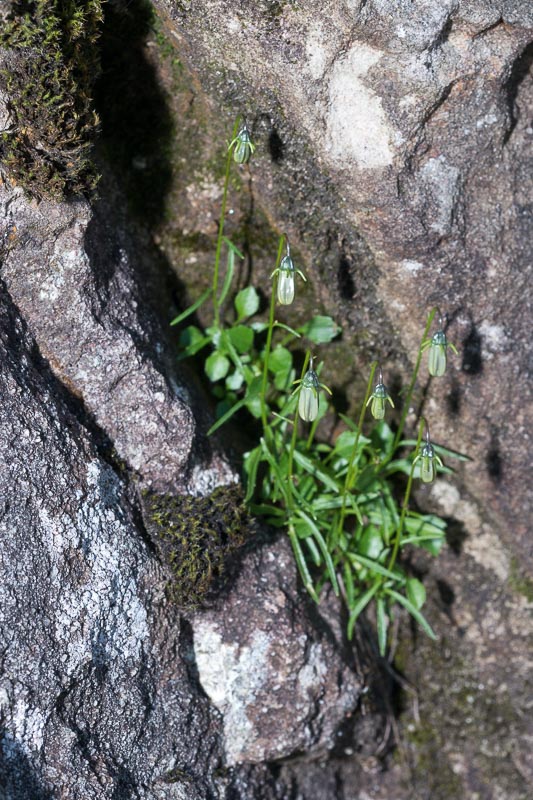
[1,0,532,797]
[145,2,533,797]
[0,237,378,797]
[193,536,362,765]
[0,283,222,798]
[0,181,235,495]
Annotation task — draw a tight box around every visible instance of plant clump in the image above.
[170,119,470,655]
[0,0,103,199]
[142,484,250,608]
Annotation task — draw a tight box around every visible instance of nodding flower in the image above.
[421,312,458,377]
[229,124,255,164]
[413,424,444,483]
[293,356,332,423]
[366,368,394,420]
[271,238,306,306]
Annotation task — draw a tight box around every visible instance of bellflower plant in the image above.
[171,118,469,656]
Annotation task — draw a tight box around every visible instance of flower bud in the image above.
[366,381,394,420]
[298,368,320,422]
[231,126,254,164]
[420,442,437,483]
[277,255,295,305]
[422,329,458,377]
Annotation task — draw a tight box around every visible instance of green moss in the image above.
[0,0,103,199]
[142,484,249,607]
[508,556,533,602]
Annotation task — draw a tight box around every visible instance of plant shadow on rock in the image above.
[93,0,174,226]
[0,729,53,800]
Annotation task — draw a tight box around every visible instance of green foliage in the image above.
[142,485,249,608]
[0,0,103,199]
[171,120,467,654]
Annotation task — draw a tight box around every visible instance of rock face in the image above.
[1,0,532,798]
[193,537,362,765]
[147,2,533,798]
[0,182,234,495]
[0,283,222,798]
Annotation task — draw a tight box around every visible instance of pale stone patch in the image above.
[325,43,394,169]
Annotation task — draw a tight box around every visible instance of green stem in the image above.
[337,361,377,538]
[287,351,310,510]
[387,418,424,572]
[390,307,437,455]
[212,118,240,327]
[260,235,285,434]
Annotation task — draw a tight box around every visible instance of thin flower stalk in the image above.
[387,418,425,572]
[337,361,377,539]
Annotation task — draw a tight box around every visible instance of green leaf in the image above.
[386,589,437,640]
[205,352,230,382]
[243,445,262,502]
[274,321,301,338]
[300,315,341,344]
[244,375,263,418]
[333,430,371,458]
[222,235,244,259]
[177,325,210,358]
[228,324,254,354]
[406,578,426,610]
[343,562,355,607]
[376,596,388,656]
[235,286,260,320]
[207,395,247,435]
[304,536,322,567]
[226,370,244,391]
[290,449,339,494]
[295,509,339,596]
[419,538,445,556]
[218,247,236,307]
[259,439,291,505]
[170,287,212,326]
[347,582,380,640]
[349,553,403,582]
[359,528,383,559]
[288,526,319,602]
[269,346,293,390]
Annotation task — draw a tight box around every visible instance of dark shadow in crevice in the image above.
[446,379,462,416]
[93,0,175,226]
[486,426,503,483]
[461,323,483,376]
[503,40,533,144]
[0,728,53,800]
[268,126,285,162]
[436,578,455,607]
[443,516,468,555]
[337,252,357,301]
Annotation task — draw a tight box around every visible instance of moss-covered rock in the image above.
[142,484,250,607]
[0,0,103,199]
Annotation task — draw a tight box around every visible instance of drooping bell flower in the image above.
[229,124,255,164]
[421,322,458,378]
[270,239,306,306]
[293,356,332,422]
[413,425,444,483]
[366,369,394,420]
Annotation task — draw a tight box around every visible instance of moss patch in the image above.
[0,0,103,199]
[142,484,250,607]
[508,556,533,602]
